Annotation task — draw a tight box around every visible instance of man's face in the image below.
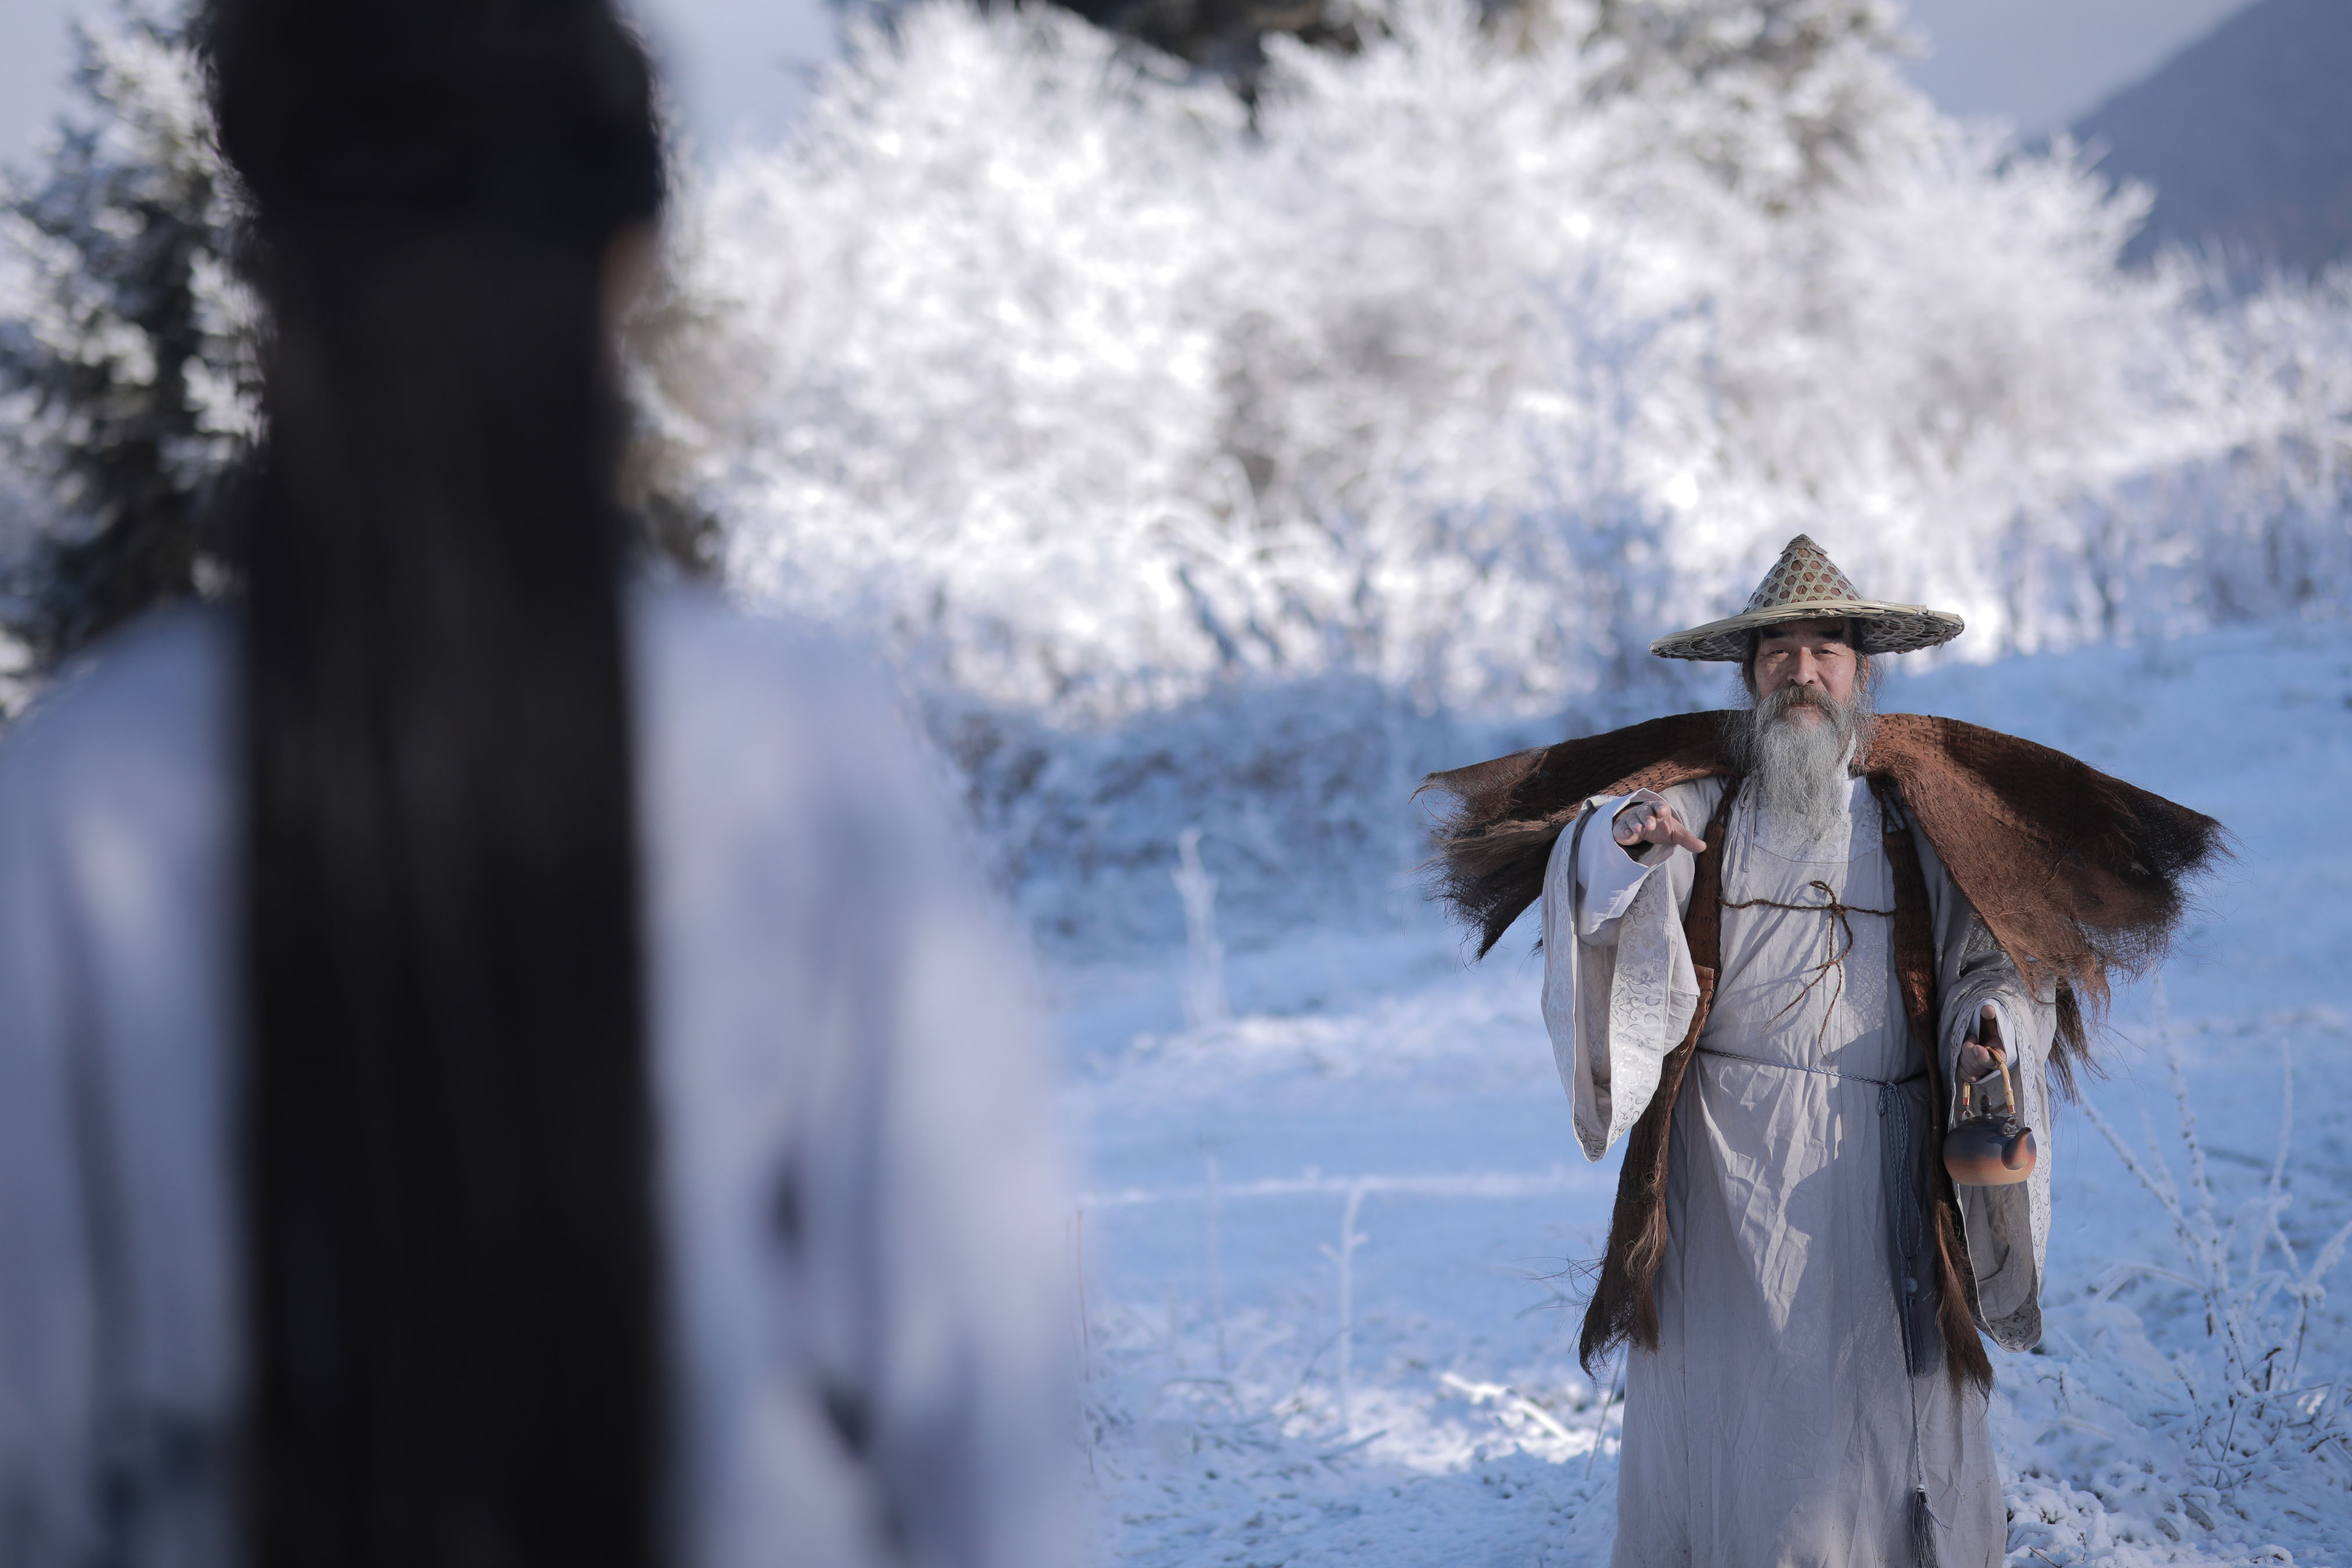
[1751,619,1860,718]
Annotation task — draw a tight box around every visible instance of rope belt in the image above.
[1694,1045,1919,1088]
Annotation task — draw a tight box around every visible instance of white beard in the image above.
[1729,685,1873,836]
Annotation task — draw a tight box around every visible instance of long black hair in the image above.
[204,3,667,1563]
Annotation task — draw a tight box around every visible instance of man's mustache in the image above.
[1765,685,1837,716]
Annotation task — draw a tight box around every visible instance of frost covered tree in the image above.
[1578,0,1925,204]
[1053,0,1369,85]
[0,8,718,660]
[0,10,261,663]
[662,0,2339,722]
[629,0,2351,942]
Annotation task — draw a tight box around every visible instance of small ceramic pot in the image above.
[1944,1051,2038,1186]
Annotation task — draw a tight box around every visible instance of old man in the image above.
[1422,536,2223,1568]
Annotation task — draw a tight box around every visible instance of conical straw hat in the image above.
[1649,535,1965,661]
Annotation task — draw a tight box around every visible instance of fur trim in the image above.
[1420,710,2227,1090]
[1416,715,1731,957]
[1877,773,1995,1390]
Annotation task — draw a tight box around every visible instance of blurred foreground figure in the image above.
[1424,537,2222,1567]
[0,4,1074,1567]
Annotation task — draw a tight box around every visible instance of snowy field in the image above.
[1052,618,2352,1567]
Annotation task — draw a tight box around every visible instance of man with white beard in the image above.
[1421,536,2225,1568]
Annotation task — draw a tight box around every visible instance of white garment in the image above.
[1542,775,2055,1568]
[0,589,1075,1568]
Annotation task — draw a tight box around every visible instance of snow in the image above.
[1056,618,2352,1566]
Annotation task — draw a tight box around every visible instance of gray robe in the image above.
[1542,775,2054,1568]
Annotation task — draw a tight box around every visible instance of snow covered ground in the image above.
[1051,617,2352,1567]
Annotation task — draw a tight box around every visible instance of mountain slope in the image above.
[2074,0,2352,275]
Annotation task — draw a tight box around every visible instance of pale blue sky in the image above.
[0,0,2252,176]
[0,0,837,175]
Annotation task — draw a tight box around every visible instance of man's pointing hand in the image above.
[1612,798,1707,855]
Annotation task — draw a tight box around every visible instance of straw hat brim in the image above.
[1649,598,1965,662]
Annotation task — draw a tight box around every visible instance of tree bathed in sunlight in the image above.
[646,0,2351,731]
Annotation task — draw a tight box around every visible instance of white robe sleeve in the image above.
[800,868,1076,1568]
[0,609,244,1568]
[0,735,102,1566]
[1541,782,1715,1161]
[638,596,1077,1568]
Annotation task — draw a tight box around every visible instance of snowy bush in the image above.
[626,0,2352,944]
[652,0,2351,722]
[1990,1001,2352,1562]
[932,674,1506,947]
[8,0,2350,947]
[2075,1038,2352,1504]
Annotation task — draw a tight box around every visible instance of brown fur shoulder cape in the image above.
[1420,711,2227,1092]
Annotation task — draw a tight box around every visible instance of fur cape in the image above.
[1420,711,2227,1092]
